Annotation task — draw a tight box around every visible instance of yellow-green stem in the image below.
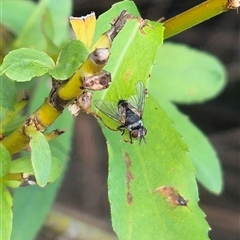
[1,99,62,154]
[164,0,231,39]
[1,128,29,154]
[2,4,237,154]
[0,13,118,154]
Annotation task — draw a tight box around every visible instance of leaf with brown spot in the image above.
[155,186,191,210]
[124,152,134,205]
[94,1,210,240]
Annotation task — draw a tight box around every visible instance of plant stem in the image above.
[164,0,236,39]
[0,11,134,155]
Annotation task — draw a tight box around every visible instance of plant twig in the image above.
[0,10,138,155]
[164,0,239,39]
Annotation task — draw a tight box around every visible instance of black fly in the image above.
[94,81,147,144]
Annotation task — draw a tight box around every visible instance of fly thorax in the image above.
[125,109,141,125]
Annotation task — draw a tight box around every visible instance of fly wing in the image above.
[94,100,121,123]
[128,81,146,116]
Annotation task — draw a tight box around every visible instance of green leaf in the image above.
[11,77,74,240]
[11,0,71,50]
[0,0,36,35]
[48,157,63,183]
[94,19,164,106]
[9,156,63,183]
[49,40,90,80]
[93,7,209,238]
[9,156,33,174]
[2,115,26,135]
[100,96,209,240]
[1,0,71,52]
[0,107,7,123]
[0,76,17,110]
[152,98,223,194]
[150,42,227,103]
[40,0,73,56]
[0,143,11,177]
[0,48,55,81]
[13,0,50,50]
[41,8,61,57]
[3,180,21,189]
[46,0,72,46]
[93,4,209,238]
[28,129,52,187]
[93,18,164,139]
[93,1,141,45]
[11,184,55,239]
[0,184,13,240]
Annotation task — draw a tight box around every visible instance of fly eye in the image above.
[131,130,139,138]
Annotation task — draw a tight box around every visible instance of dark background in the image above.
[39,0,240,239]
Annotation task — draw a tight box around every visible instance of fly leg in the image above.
[117,125,125,136]
[117,125,133,144]
[129,132,133,144]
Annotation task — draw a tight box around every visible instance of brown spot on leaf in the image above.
[127,191,133,205]
[125,152,132,168]
[126,171,134,186]
[155,186,191,211]
[124,152,135,205]
[124,70,132,81]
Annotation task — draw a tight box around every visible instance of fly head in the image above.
[130,126,147,144]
